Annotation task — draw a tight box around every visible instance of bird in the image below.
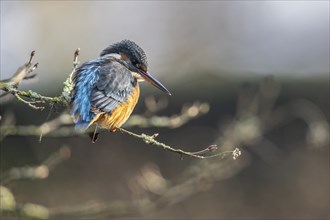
[70,39,171,138]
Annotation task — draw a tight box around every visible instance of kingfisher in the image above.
[70,39,171,134]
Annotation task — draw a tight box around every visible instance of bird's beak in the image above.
[138,70,171,96]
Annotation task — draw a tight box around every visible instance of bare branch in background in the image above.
[0,146,71,219]
[47,155,248,219]
[0,146,246,219]
[125,101,210,128]
[0,100,210,141]
[0,145,71,185]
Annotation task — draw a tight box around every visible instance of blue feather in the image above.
[71,59,102,129]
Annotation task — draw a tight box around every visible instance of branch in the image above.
[0,146,71,220]
[0,117,240,160]
[0,51,67,108]
[119,128,240,159]
[0,51,37,86]
[125,101,210,128]
[0,145,71,185]
[0,48,82,107]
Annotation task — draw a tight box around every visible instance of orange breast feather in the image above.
[89,85,140,130]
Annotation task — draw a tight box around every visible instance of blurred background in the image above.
[1,1,329,219]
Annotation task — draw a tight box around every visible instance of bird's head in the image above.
[101,39,171,95]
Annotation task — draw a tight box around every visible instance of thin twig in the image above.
[118,128,235,159]
[14,93,45,110]
[191,145,218,155]
[125,102,210,128]
[0,51,37,87]
[28,50,36,64]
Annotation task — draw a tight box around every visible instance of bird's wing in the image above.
[71,59,101,128]
[91,61,136,113]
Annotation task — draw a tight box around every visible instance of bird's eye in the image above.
[133,63,147,72]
